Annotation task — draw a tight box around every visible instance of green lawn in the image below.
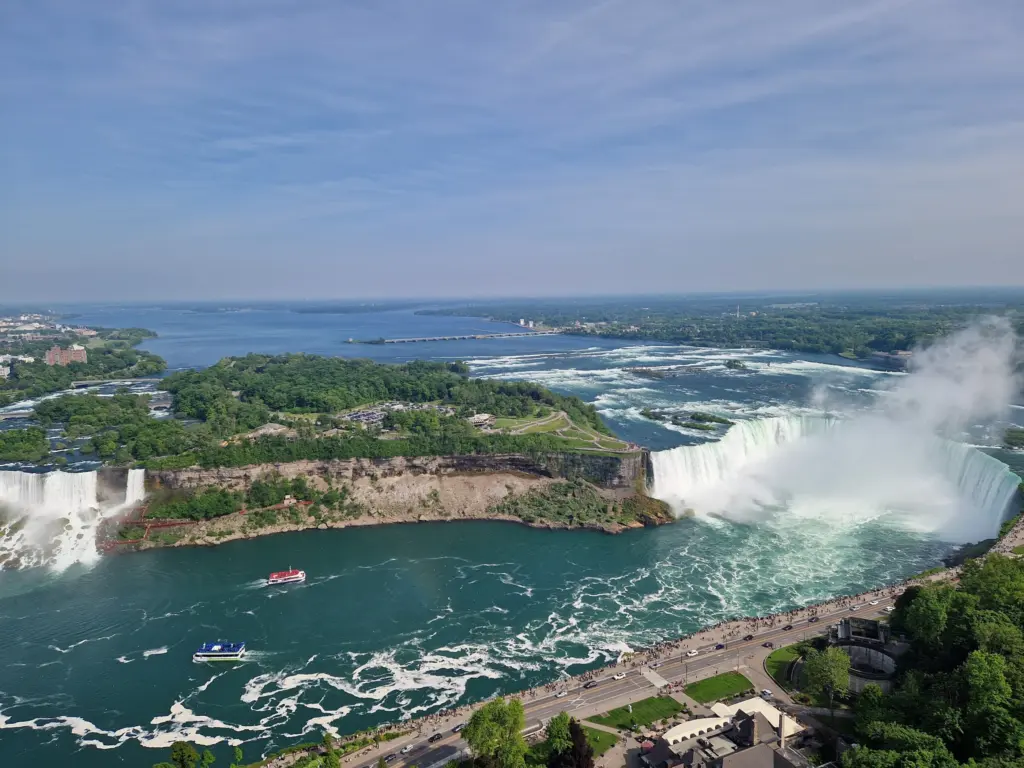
[1012,545,1024,555]
[523,414,570,434]
[684,672,754,704]
[493,417,535,429]
[526,726,619,766]
[589,696,683,730]
[765,645,803,688]
[583,726,618,757]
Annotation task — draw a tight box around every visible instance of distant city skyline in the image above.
[3,1,1024,301]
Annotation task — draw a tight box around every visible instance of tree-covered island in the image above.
[3,354,669,543]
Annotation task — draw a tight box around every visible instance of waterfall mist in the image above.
[0,469,145,571]
[651,320,1022,543]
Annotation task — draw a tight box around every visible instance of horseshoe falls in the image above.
[650,415,1021,543]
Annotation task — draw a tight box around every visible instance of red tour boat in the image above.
[267,568,306,586]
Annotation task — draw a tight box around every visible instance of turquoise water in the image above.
[0,303,1020,766]
[0,520,949,766]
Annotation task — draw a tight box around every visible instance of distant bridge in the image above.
[349,331,560,344]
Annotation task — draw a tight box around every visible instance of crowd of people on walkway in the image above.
[324,566,972,768]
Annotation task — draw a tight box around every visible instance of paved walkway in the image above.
[668,690,711,716]
[582,720,623,736]
[640,667,670,688]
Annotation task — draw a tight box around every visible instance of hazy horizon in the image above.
[3,1,1024,301]
[6,285,1024,311]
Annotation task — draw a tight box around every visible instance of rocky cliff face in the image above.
[148,451,647,492]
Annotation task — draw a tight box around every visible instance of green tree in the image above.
[904,586,952,650]
[960,556,1024,627]
[855,683,887,732]
[463,698,527,768]
[229,746,244,768]
[169,741,200,768]
[546,712,573,757]
[803,647,850,715]
[323,731,340,768]
[963,651,1012,714]
[567,720,594,768]
[200,749,216,767]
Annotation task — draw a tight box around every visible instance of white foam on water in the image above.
[142,647,168,658]
[48,634,118,654]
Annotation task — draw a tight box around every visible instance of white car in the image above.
[869,600,880,606]
[685,650,699,658]
[613,672,626,680]
[760,689,773,699]
[556,690,568,698]
[884,606,895,613]
[400,745,414,754]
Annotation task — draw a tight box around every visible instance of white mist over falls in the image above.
[0,469,145,570]
[651,321,1023,543]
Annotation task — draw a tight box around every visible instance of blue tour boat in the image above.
[193,641,246,662]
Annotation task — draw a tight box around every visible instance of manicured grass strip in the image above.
[765,645,802,688]
[1012,545,1024,555]
[684,672,754,704]
[589,696,683,730]
[526,727,619,767]
[583,726,618,757]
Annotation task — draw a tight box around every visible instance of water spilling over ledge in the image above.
[0,468,144,570]
[650,415,1021,543]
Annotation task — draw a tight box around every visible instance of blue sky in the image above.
[2,0,1023,301]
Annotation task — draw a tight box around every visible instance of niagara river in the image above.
[1,304,1022,767]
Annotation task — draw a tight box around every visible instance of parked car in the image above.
[613,672,626,680]
[556,690,568,698]
[782,625,793,631]
[808,616,820,623]
[584,680,599,690]
[686,649,699,657]
[715,643,725,650]
[429,733,443,744]
[452,723,466,733]
[744,634,755,641]
[763,641,774,648]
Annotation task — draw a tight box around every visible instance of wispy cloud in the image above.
[1,0,1023,300]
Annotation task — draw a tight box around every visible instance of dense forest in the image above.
[0,426,49,462]
[423,294,1024,357]
[160,354,608,434]
[4,354,618,468]
[844,555,1024,768]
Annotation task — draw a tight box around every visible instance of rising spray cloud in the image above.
[650,319,1022,543]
